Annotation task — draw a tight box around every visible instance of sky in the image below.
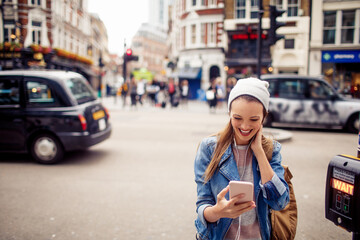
[88,0,149,55]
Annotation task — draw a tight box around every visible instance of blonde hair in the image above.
[203,96,273,183]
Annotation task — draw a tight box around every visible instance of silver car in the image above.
[260,74,360,133]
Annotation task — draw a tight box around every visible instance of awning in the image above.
[178,67,202,79]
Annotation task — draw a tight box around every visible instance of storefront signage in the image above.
[322,50,360,63]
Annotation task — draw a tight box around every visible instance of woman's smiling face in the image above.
[230,97,264,145]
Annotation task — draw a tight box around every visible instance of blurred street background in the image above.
[0,99,357,240]
[1,0,360,239]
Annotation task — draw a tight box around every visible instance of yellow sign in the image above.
[92,110,105,120]
[332,178,354,195]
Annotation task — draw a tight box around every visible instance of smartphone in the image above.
[229,181,254,203]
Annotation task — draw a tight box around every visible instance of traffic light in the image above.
[269,5,286,46]
[124,48,139,62]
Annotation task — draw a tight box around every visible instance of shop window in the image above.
[235,0,246,19]
[323,11,336,44]
[341,10,355,44]
[284,39,295,49]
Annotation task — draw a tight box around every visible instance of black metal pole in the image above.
[357,113,360,158]
[256,0,264,78]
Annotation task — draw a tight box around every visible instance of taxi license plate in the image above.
[98,118,106,131]
[93,110,105,120]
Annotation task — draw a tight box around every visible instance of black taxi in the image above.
[0,70,112,164]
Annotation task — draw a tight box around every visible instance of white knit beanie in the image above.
[228,77,270,112]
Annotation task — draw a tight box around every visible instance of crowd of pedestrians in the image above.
[117,75,237,112]
[118,75,190,109]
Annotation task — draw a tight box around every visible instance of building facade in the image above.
[309,0,360,96]
[130,23,168,81]
[169,0,226,99]
[224,0,311,77]
[0,0,111,90]
[168,0,312,99]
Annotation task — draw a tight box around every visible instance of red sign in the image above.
[232,34,267,40]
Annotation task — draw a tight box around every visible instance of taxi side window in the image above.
[25,80,59,107]
[278,79,305,99]
[307,80,333,100]
[0,78,20,107]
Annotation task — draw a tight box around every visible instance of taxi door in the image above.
[0,76,26,151]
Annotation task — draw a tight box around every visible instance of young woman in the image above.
[194,78,290,240]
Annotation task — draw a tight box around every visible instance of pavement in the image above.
[99,96,293,142]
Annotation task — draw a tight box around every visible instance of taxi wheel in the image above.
[30,133,64,164]
[346,114,359,134]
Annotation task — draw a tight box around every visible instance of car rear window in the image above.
[65,78,96,104]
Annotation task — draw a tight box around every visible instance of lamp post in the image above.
[256,0,263,78]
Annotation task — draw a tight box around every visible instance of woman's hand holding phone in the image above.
[203,185,256,222]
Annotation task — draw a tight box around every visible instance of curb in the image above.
[263,128,293,142]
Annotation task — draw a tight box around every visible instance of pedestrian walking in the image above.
[194,78,290,240]
[121,80,129,107]
[167,78,176,107]
[180,79,190,107]
[206,79,218,113]
[129,76,137,108]
[137,78,146,105]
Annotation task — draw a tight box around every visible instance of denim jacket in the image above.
[194,136,289,240]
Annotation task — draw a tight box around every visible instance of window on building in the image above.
[201,23,206,44]
[250,0,259,19]
[201,0,206,6]
[208,23,215,44]
[341,10,355,44]
[287,0,299,17]
[284,39,295,49]
[191,24,196,44]
[4,25,15,42]
[275,0,283,10]
[208,0,215,6]
[31,0,41,6]
[235,0,246,19]
[31,21,42,45]
[323,11,336,44]
[181,27,186,48]
[192,0,196,6]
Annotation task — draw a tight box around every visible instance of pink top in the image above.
[224,144,261,240]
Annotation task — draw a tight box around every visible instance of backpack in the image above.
[265,138,298,240]
[270,165,298,240]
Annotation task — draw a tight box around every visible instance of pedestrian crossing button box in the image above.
[325,155,360,232]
